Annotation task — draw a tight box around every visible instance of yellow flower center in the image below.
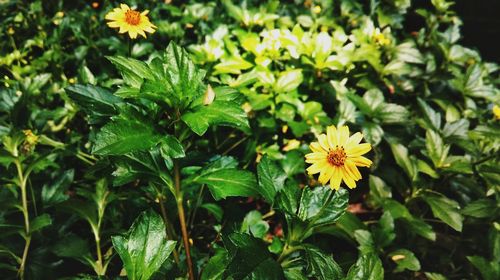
[125,9,141,25]
[327,146,346,166]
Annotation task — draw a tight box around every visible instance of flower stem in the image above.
[15,160,31,280]
[174,161,195,280]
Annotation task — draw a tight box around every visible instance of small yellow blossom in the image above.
[493,105,500,120]
[313,5,322,14]
[305,125,372,190]
[373,29,391,46]
[7,27,15,35]
[105,4,156,39]
[203,85,215,105]
[283,139,301,151]
[23,130,39,145]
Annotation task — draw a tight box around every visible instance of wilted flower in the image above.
[105,4,156,39]
[305,125,372,190]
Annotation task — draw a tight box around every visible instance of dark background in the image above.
[455,0,500,63]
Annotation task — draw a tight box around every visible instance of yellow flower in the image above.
[305,125,372,190]
[312,5,322,14]
[23,130,39,145]
[105,4,156,39]
[493,105,500,120]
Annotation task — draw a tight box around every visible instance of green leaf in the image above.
[281,150,305,176]
[42,169,74,207]
[375,103,409,124]
[160,135,185,159]
[345,253,384,280]
[107,56,155,88]
[389,143,417,180]
[182,100,250,136]
[372,212,396,248]
[354,230,376,254]
[30,214,52,233]
[276,180,301,215]
[164,42,206,107]
[426,130,450,168]
[93,117,162,155]
[421,192,463,232]
[417,98,441,131]
[241,210,269,238]
[461,199,497,218]
[195,169,259,200]
[424,272,448,280]
[200,203,224,222]
[362,122,384,146]
[257,155,287,203]
[298,187,348,227]
[394,42,424,64]
[274,69,303,93]
[111,210,176,280]
[66,84,122,123]
[223,233,284,280]
[389,249,421,272]
[368,175,392,207]
[304,245,343,280]
[467,255,499,280]
[201,249,229,280]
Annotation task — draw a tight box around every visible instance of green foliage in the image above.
[111,210,176,280]
[0,0,499,279]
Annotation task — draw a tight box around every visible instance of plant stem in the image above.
[95,236,104,275]
[15,160,30,280]
[158,197,180,264]
[174,161,195,280]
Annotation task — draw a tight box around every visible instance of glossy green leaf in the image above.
[182,100,250,136]
[304,245,343,280]
[92,117,162,155]
[223,233,284,280]
[421,192,463,232]
[389,249,421,272]
[257,155,287,203]
[107,56,155,88]
[297,187,348,227]
[111,210,176,280]
[345,253,384,280]
[195,169,259,200]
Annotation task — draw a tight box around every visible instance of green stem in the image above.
[174,161,195,280]
[95,236,104,275]
[15,160,30,280]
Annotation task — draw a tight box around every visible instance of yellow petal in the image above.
[120,3,130,11]
[338,125,350,146]
[329,167,342,190]
[326,125,338,147]
[310,142,325,153]
[347,143,371,157]
[345,132,363,150]
[349,156,372,167]
[307,160,328,175]
[318,134,330,151]
[345,160,362,180]
[305,152,327,163]
[318,166,334,185]
[342,169,357,189]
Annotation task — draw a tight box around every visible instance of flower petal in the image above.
[318,134,330,151]
[318,166,334,185]
[338,125,350,146]
[326,125,338,147]
[329,167,342,190]
[306,160,328,175]
[347,143,371,157]
[345,160,362,180]
[341,169,357,189]
[310,142,325,153]
[349,156,373,167]
[345,132,363,150]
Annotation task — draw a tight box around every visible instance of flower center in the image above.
[327,146,347,166]
[125,9,141,25]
